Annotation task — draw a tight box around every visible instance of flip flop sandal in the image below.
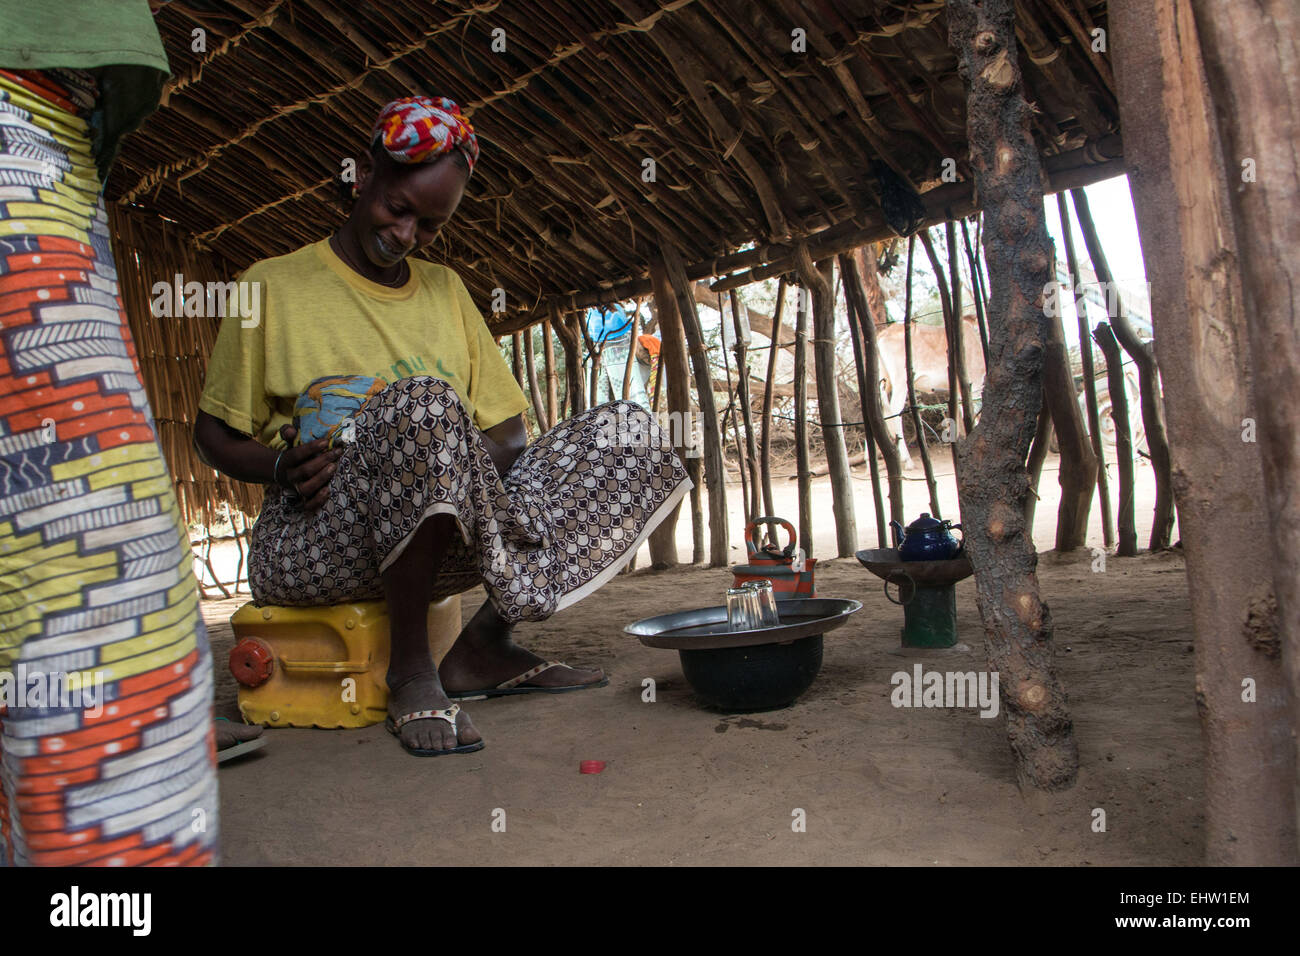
[447,661,610,700]
[215,717,268,765]
[385,703,485,756]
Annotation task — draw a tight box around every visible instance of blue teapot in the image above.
[890,513,964,561]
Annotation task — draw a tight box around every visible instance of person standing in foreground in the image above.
[0,1,221,865]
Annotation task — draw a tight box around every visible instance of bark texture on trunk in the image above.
[1112,0,1297,862]
[946,0,1078,791]
[1190,0,1300,853]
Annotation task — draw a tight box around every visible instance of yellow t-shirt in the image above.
[198,240,530,448]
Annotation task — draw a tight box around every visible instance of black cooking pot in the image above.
[677,635,823,712]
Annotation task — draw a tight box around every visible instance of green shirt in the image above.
[0,0,169,178]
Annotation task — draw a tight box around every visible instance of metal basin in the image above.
[626,598,861,712]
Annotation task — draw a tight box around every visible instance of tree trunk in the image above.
[1057,192,1115,549]
[792,277,814,559]
[1023,398,1053,530]
[842,250,905,527]
[920,229,963,462]
[796,250,857,557]
[1186,0,1300,859]
[549,303,585,419]
[1094,323,1137,557]
[1070,188,1176,550]
[946,0,1079,791]
[523,327,550,433]
[622,304,640,401]
[543,318,558,426]
[648,258,693,568]
[718,292,751,528]
[759,277,786,520]
[961,216,991,367]
[729,290,761,521]
[662,243,729,567]
[902,236,943,519]
[511,332,526,399]
[946,219,976,434]
[1043,267,1098,551]
[846,263,889,546]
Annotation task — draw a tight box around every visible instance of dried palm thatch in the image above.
[110,0,1120,525]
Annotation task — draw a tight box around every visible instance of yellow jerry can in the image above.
[228,595,462,729]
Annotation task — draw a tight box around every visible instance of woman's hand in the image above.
[276,425,343,512]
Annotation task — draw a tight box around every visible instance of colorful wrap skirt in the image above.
[0,70,217,866]
[250,376,691,622]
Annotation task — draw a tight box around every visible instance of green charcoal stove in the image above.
[856,548,974,648]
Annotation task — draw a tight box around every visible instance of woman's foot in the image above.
[438,603,604,695]
[215,719,263,751]
[387,671,483,753]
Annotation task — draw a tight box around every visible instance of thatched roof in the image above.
[111,0,1124,529]
[117,0,1120,334]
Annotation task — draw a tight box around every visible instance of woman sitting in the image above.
[194,97,690,757]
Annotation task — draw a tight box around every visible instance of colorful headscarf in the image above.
[370,96,479,174]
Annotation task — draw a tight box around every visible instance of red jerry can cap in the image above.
[230,638,274,687]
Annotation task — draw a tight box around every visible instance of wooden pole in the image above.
[662,242,729,567]
[1043,264,1099,551]
[621,303,641,401]
[919,229,962,462]
[1057,192,1114,549]
[946,219,976,434]
[902,236,943,518]
[729,289,761,522]
[524,326,550,433]
[1023,397,1053,529]
[841,250,906,527]
[511,332,526,397]
[581,312,604,408]
[792,279,813,558]
[648,257,693,568]
[549,302,585,420]
[946,0,1078,791]
[794,250,857,557]
[1093,323,1137,556]
[1070,188,1176,550]
[1191,0,1300,862]
[844,265,889,546]
[961,216,991,367]
[543,317,558,425]
[759,276,786,520]
[718,293,751,529]
[1112,0,1296,862]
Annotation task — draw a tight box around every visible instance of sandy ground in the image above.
[204,452,1202,865]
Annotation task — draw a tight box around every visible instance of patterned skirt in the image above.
[249,376,691,622]
[0,70,216,866]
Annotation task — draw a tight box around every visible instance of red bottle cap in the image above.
[229,638,274,687]
[579,760,605,774]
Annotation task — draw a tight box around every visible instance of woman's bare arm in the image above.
[194,410,339,511]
